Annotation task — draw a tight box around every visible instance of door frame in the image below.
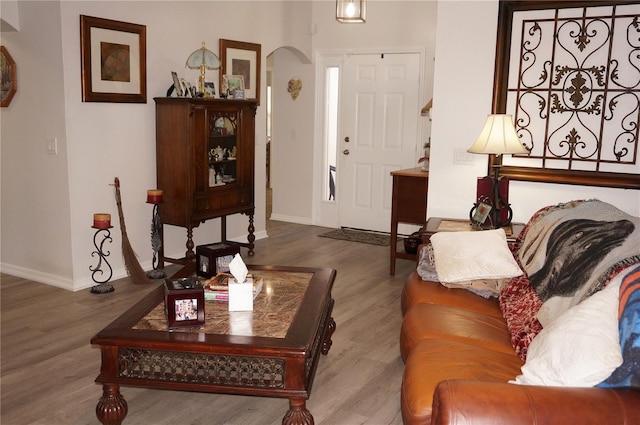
[312,47,427,229]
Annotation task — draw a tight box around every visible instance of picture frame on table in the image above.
[196,243,240,278]
[1,46,17,107]
[171,71,182,96]
[219,39,261,103]
[221,75,244,97]
[164,278,205,329]
[80,15,146,103]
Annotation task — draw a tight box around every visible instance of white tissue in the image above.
[229,253,248,284]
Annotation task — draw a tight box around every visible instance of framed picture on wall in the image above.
[1,46,17,107]
[80,15,147,103]
[219,39,261,104]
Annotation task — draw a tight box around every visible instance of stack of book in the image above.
[202,273,263,301]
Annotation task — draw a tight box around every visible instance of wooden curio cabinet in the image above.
[154,97,258,264]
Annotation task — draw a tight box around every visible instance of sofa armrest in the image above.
[432,380,640,425]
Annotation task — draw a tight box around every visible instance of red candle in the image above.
[147,189,163,204]
[93,213,111,229]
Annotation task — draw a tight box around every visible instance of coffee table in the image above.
[91,265,336,425]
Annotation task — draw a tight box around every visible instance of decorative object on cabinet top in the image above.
[185,42,220,97]
[219,39,261,104]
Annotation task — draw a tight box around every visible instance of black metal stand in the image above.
[147,203,167,279]
[90,227,115,294]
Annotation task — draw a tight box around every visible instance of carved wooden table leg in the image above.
[322,317,336,355]
[247,212,255,256]
[96,383,128,425]
[282,398,314,425]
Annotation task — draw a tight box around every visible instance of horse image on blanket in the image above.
[529,218,635,301]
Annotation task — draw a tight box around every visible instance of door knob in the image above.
[343,149,350,155]
[344,136,350,143]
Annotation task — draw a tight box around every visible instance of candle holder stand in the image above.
[147,202,167,279]
[90,227,115,294]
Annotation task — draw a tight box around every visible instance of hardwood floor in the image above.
[1,220,416,425]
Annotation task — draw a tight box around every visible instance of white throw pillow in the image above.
[512,278,623,387]
[430,228,523,283]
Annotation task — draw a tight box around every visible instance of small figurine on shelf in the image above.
[419,140,430,171]
[229,146,237,159]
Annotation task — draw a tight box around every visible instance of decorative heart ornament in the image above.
[287,77,302,100]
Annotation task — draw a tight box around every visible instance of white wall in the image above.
[428,0,640,223]
[270,46,316,224]
[1,1,74,288]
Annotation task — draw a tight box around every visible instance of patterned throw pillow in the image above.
[598,265,640,388]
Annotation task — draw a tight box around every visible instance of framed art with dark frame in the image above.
[1,46,17,108]
[80,15,147,103]
[490,0,639,190]
[219,39,261,104]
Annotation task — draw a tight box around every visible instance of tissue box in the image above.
[228,277,254,311]
[195,243,240,278]
[164,278,205,329]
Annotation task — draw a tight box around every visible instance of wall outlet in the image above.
[46,137,58,155]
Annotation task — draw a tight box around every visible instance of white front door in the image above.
[338,52,422,232]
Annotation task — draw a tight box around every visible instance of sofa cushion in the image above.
[599,265,640,388]
[400,303,514,361]
[402,339,523,425]
[401,272,502,318]
[513,275,622,387]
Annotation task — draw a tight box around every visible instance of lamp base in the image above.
[469,175,512,229]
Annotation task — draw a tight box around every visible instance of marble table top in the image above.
[133,271,313,338]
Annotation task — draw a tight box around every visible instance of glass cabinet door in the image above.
[208,114,238,187]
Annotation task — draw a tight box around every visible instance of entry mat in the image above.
[318,228,393,246]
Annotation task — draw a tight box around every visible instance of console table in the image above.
[390,167,428,275]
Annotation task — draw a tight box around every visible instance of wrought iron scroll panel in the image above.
[492,1,640,189]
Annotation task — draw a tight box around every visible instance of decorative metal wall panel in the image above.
[493,1,640,189]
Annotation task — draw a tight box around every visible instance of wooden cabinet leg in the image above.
[96,383,127,425]
[185,226,195,261]
[282,398,314,425]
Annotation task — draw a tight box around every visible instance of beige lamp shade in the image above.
[467,114,528,155]
[186,42,220,94]
[336,0,366,23]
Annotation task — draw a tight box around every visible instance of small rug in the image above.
[318,228,391,246]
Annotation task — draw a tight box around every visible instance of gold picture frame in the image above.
[219,39,261,104]
[1,46,17,108]
[80,15,147,103]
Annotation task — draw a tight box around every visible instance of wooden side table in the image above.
[420,217,525,244]
[389,167,429,275]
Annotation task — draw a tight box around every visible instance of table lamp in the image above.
[467,114,528,228]
[186,42,220,95]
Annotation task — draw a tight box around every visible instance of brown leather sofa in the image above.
[400,271,640,424]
